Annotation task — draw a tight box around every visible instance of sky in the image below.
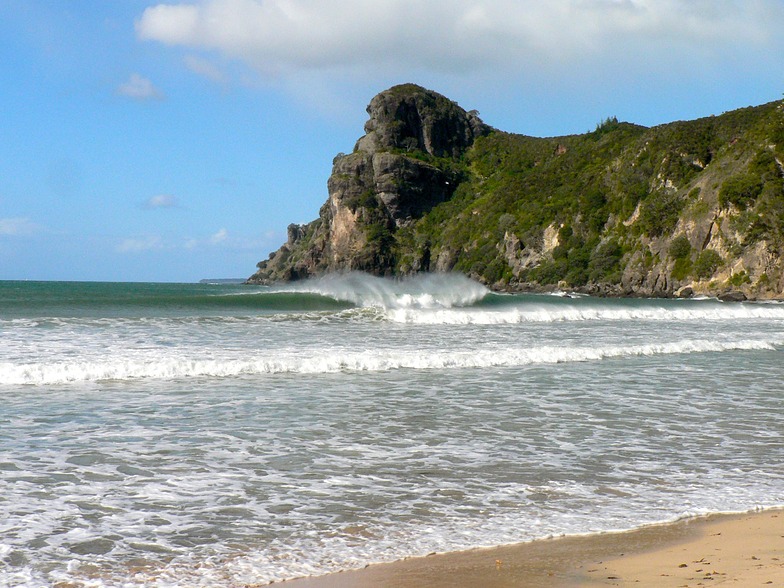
[1,0,783,282]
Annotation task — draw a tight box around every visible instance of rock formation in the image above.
[249,84,784,299]
[249,84,490,283]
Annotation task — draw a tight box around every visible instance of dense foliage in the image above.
[386,98,784,293]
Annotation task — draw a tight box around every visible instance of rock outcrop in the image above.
[248,84,490,283]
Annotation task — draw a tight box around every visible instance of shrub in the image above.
[345,189,379,212]
[484,258,511,284]
[594,116,620,136]
[638,192,684,237]
[672,257,692,281]
[719,174,763,209]
[669,235,692,259]
[498,213,517,235]
[588,240,623,282]
[693,249,723,279]
[728,271,751,287]
[527,258,568,285]
[365,222,395,267]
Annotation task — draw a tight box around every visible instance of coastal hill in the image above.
[248,84,784,299]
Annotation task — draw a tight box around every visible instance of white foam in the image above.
[1,337,778,386]
[275,272,490,309]
[387,303,784,324]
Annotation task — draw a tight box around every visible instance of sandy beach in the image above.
[276,509,783,587]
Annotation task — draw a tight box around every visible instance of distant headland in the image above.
[199,278,245,284]
[248,83,784,300]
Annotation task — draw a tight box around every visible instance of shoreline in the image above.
[271,508,783,587]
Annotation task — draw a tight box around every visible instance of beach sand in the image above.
[274,509,783,587]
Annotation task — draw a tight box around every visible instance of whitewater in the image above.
[1,275,782,587]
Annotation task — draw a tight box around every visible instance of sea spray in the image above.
[275,271,490,309]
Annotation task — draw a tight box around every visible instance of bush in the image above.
[527,258,568,285]
[672,257,692,281]
[498,213,517,235]
[719,174,763,209]
[693,249,723,279]
[588,240,623,282]
[638,192,684,237]
[484,258,511,284]
[669,235,692,259]
[728,271,751,287]
[365,222,395,267]
[345,189,379,212]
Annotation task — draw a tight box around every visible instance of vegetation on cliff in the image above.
[249,84,784,298]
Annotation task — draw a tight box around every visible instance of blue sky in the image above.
[1,0,783,282]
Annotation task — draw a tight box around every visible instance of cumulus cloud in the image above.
[116,236,164,253]
[136,0,782,77]
[0,217,40,236]
[117,73,165,100]
[143,194,179,209]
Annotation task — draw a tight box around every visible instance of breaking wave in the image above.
[2,337,779,386]
[386,301,784,324]
[273,272,490,309]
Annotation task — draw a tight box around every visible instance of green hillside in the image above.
[250,85,784,299]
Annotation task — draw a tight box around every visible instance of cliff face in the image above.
[249,84,784,299]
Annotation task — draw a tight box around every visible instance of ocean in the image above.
[1,274,782,587]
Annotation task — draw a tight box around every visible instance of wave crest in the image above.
[274,272,490,310]
[387,303,784,324]
[2,338,777,386]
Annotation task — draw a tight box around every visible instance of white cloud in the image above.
[136,0,783,78]
[184,54,228,83]
[116,236,163,253]
[117,73,165,100]
[181,229,268,251]
[144,194,178,209]
[210,227,228,244]
[0,217,40,236]
[120,232,257,255]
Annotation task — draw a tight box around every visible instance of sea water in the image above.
[0,274,782,587]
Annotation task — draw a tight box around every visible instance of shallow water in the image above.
[1,275,782,586]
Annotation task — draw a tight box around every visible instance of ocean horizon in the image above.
[1,274,782,586]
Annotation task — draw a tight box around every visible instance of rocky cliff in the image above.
[249,84,490,282]
[248,84,784,299]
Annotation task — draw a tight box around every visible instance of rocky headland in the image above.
[248,84,784,299]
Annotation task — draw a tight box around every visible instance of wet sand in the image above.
[272,508,783,587]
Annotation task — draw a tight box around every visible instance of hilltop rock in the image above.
[355,83,488,157]
[248,84,491,283]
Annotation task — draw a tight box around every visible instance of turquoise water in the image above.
[1,274,783,586]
